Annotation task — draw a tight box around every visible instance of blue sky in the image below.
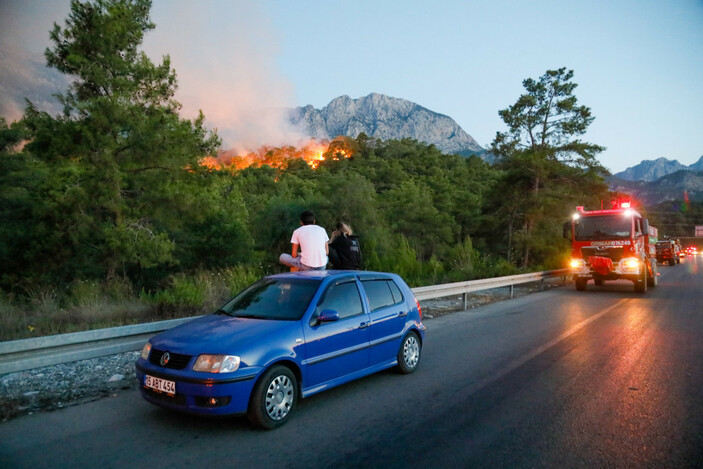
[1,0,702,173]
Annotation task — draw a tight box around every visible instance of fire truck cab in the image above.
[563,202,658,293]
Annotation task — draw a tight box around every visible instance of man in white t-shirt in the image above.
[279,210,329,270]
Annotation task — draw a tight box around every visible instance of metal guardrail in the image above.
[0,269,569,375]
[0,317,199,375]
[413,269,569,304]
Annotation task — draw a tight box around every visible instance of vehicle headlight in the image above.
[622,257,640,270]
[570,258,586,269]
[193,354,241,373]
[140,342,152,360]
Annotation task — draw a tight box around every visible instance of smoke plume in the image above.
[143,1,305,151]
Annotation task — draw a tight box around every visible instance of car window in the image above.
[361,279,397,311]
[317,281,363,319]
[387,280,404,304]
[219,278,320,320]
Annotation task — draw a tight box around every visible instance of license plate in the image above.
[145,374,176,395]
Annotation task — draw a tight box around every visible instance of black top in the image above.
[328,235,361,270]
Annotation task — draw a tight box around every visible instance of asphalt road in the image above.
[2,256,703,468]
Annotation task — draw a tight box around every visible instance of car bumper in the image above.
[135,361,261,416]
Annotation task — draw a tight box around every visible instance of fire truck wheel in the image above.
[634,267,647,293]
[575,277,588,291]
[648,261,658,287]
[669,258,675,266]
[594,279,604,286]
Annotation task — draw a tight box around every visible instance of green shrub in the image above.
[67,280,101,308]
[220,265,262,296]
[141,274,207,316]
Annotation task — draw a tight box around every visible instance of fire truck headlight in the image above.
[621,257,640,273]
[570,258,586,269]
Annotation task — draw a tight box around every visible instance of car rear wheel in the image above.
[396,332,421,374]
[247,365,297,429]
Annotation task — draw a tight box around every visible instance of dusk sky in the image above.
[1,0,702,173]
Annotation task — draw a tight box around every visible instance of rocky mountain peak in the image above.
[689,154,703,171]
[613,157,688,182]
[289,93,483,156]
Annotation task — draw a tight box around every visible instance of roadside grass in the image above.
[0,265,263,342]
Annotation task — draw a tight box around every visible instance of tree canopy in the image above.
[1,0,227,290]
[489,68,609,267]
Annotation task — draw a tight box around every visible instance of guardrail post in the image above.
[462,292,468,310]
[509,285,514,299]
[540,279,545,291]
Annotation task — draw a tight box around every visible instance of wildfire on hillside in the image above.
[200,137,353,172]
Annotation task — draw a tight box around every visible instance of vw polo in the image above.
[136,270,425,429]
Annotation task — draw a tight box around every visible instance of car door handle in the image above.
[398,311,408,317]
[358,321,369,329]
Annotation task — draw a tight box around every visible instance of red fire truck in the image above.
[655,239,680,266]
[563,201,658,293]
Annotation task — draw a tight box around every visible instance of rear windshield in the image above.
[574,215,632,241]
[217,278,321,320]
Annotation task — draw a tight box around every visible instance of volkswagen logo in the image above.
[160,351,171,366]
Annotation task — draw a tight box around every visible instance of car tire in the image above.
[396,332,421,374]
[247,365,297,430]
[575,277,588,291]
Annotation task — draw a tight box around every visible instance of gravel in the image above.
[1,351,141,421]
[0,280,566,422]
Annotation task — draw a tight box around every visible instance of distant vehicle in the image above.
[136,270,425,429]
[564,201,658,293]
[656,239,680,266]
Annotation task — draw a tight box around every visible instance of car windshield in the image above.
[217,278,321,321]
[574,215,632,241]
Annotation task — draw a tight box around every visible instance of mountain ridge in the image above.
[289,93,484,157]
[608,169,703,205]
[613,155,703,181]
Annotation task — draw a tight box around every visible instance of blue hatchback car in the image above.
[135,270,425,429]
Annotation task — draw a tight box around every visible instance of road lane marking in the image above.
[462,298,629,396]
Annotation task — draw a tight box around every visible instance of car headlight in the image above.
[140,342,152,360]
[622,257,640,270]
[193,354,241,373]
[570,258,586,269]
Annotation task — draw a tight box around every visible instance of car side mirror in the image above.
[318,309,340,323]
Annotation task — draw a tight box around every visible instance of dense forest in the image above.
[1,0,697,338]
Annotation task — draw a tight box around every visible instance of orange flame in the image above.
[199,138,352,172]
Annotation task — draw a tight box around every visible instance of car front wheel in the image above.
[396,332,421,374]
[247,365,297,430]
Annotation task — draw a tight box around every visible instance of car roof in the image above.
[267,270,397,281]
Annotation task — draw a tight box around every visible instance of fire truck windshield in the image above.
[574,215,632,240]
